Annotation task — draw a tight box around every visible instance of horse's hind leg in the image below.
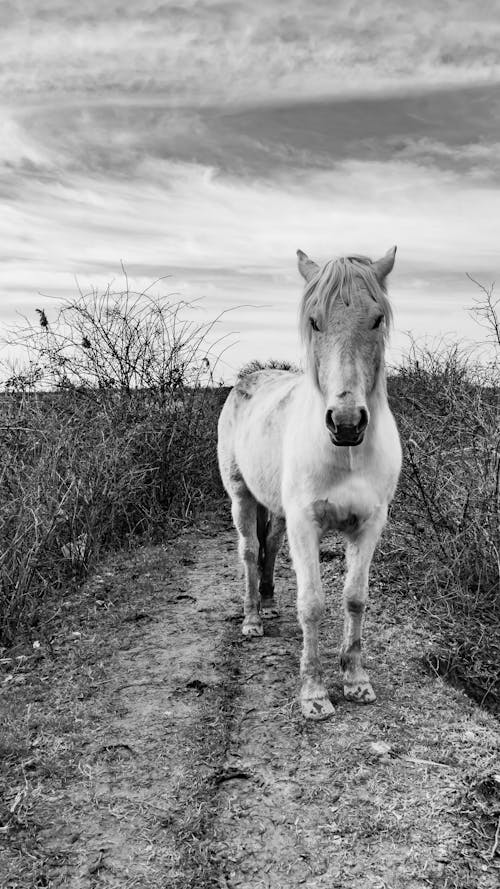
[231,487,263,637]
[258,509,285,617]
[340,508,387,703]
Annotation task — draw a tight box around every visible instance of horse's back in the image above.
[217,368,301,512]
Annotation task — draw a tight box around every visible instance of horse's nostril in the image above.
[325,409,336,433]
[357,408,369,432]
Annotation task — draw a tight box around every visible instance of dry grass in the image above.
[387,344,499,712]
[0,387,226,644]
[0,282,226,645]
[1,275,499,719]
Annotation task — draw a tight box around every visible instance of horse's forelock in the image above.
[299,255,393,346]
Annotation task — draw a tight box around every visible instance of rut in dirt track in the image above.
[2,523,498,889]
[172,525,499,889]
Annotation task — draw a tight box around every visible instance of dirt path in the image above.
[1,522,499,888]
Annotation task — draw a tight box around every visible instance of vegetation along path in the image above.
[1,521,499,888]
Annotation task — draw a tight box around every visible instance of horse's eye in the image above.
[371,315,384,330]
[310,317,320,332]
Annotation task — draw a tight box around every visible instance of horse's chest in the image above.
[313,472,383,533]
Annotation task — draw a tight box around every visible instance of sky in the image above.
[2,1,500,380]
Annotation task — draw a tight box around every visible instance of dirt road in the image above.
[1,522,499,888]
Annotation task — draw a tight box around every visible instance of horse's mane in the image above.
[237,359,300,379]
[299,255,393,345]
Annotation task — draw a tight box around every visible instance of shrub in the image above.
[387,343,499,711]
[0,281,226,644]
[2,270,499,716]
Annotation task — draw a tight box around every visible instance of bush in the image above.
[0,281,226,644]
[2,271,499,716]
[387,344,499,711]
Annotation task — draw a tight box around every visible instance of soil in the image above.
[1,519,499,889]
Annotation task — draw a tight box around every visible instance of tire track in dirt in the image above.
[202,529,499,889]
[1,525,498,889]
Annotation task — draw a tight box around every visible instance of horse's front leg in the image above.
[341,507,387,703]
[287,510,335,720]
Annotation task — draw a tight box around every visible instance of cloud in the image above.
[2,0,500,379]
[1,142,499,377]
[2,1,500,104]
[5,83,500,197]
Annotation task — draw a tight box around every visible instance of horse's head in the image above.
[297,247,396,447]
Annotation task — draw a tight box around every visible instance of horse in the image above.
[217,247,402,720]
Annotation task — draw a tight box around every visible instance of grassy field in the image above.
[1,282,498,714]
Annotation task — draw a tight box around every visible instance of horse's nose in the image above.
[325,406,369,445]
[356,407,369,433]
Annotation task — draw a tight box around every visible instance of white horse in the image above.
[217,248,402,719]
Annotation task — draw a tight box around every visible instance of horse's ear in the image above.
[297,249,320,283]
[372,246,397,282]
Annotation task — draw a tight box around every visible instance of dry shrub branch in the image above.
[387,281,499,711]
[0,281,227,644]
[1,273,499,714]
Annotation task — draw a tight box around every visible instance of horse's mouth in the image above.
[330,432,364,447]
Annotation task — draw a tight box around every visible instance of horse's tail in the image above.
[256,503,269,573]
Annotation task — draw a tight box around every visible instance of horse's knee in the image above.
[298,593,324,625]
[343,579,368,610]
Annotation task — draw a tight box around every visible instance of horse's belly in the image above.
[218,369,301,515]
[234,425,285,515]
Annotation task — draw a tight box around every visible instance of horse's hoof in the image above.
[242,617,264,637]
[301,695,335,720]
[343,681,376,704]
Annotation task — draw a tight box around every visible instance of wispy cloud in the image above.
[2,1,500,104]
[2,142,499,373]
[5,83,500,188]
[1,4,499,377]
